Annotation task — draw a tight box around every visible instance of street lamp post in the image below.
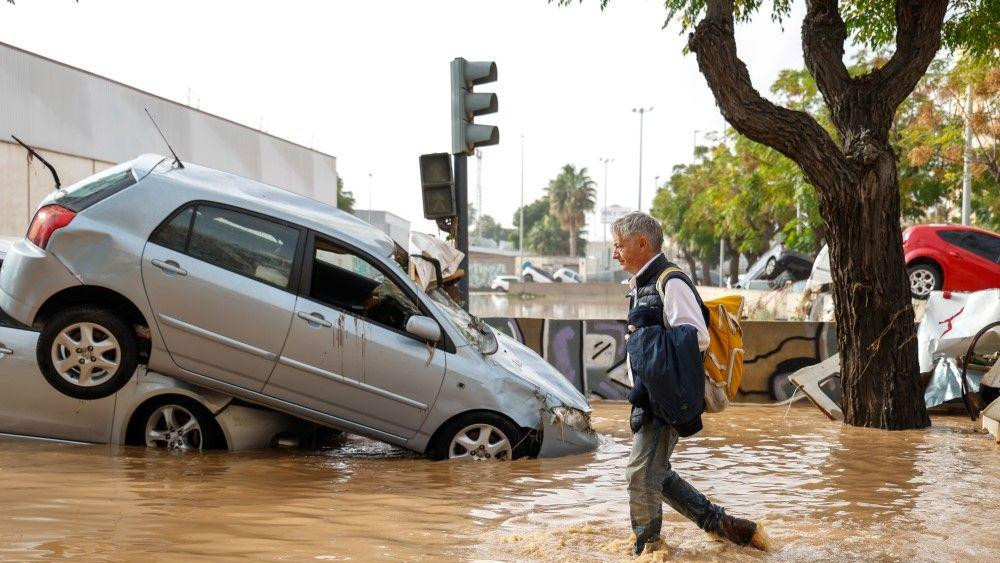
[519,134,525,254]
[633,106,653,212]
[600,157,614,269]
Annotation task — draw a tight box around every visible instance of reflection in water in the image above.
[0,403,996,562]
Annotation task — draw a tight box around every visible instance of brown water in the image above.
[1,403,997,562]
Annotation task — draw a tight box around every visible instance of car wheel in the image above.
[131,397,226,451]
[523,273,534,282]
[37,305,139,400]
[432,412,527,461]
[907,263,941,299]
[763,257,777,277]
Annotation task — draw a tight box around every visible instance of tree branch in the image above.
[876,0,949,111]
[802,0,851,106]
[689,0,852,193]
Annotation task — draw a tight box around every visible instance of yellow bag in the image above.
[657,269,746,413]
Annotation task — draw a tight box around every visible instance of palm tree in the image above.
[546,164,597,257]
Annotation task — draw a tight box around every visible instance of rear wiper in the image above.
[11,135,61,192]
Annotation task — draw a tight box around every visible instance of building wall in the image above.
[0,42,338,237]
[0,141,113,236]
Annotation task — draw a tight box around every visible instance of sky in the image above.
[0,0,807,241]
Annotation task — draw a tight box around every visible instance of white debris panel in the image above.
[918,289,1000,408]
[408,232,465,291]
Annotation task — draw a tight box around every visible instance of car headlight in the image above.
[550,406,593,433]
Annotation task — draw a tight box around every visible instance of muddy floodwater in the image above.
[1,402,997,562]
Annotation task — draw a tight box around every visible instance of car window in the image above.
[149,207,195,253]
[185,205,300,289]
[55,163,137,212]
[963,232,1000,264]
[308,237,422,334]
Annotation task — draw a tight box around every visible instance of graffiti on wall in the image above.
[483,317,837,401]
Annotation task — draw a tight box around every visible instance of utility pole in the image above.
[367,172,373,223]
[633,107,653,212]
[962,83,973,225]
[519,134,525,255]
[475,149,483,239]
[600,157,614,269]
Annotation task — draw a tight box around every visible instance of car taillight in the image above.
[26,204,76,250]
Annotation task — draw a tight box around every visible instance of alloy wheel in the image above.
[909,269,936,297]
[145,404,204,450]
[50,322,121,388]
[448,423,513,461]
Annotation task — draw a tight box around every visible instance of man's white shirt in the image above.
[627,253,710,352]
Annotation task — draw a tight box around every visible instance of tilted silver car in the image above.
[0,155,596,460]
[0,306,318,450]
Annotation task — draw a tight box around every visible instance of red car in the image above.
[903,224,1000,298]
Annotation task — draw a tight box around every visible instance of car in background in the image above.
[735,243,814,289]
[521,261,555,283]
[490,275,521,292]
[903,224,1000,299]
[553,267,583,283]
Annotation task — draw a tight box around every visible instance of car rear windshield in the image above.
[54,163,137,212]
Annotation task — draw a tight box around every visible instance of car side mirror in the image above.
[405,315,441,343]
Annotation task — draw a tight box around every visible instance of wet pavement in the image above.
[1,402,997,562]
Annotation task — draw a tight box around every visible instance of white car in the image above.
[521,261,555,283]
[553,268,582,283]
[490,275,521,292]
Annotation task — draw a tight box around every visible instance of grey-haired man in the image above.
[611,212,767,556]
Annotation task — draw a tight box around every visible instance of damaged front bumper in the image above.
[537,405,599,457]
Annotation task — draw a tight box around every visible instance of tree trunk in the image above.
[568,227,577,257]
[700,258,712,285]
[727,248,741,286]
[822,148,930,429]
[684,254,699,284]
[687,0,944,430]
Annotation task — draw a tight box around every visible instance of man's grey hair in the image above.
[612,212,664,249]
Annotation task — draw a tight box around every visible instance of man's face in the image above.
[612,231,654,275]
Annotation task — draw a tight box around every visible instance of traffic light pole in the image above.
[454,152,470,311]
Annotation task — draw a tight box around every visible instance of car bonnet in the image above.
[489,330,590,412]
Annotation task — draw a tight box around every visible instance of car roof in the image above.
[910,223,999,237]
[131,154,396,258]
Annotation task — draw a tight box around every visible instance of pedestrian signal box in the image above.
[419,153,456,220]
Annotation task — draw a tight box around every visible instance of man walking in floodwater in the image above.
[612,212,767,556]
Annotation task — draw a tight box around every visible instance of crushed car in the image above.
[0,155,598,461]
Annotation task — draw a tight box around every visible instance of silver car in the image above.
[0,155,596,460]
[0,307,318,450]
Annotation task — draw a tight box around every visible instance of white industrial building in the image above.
[0,41,339,238]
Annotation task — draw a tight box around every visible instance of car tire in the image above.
[431,412,528,461]
[523,273,534,283]
[37,305,139,400]
[907,262,942,300]
[763,257,777,278]
[128,396,226,451]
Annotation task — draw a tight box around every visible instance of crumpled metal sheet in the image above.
[924,357,983,409]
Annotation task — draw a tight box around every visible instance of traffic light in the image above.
[419,152,456,220]
[451,58,499,155]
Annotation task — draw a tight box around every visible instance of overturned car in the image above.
[0,155,597,460]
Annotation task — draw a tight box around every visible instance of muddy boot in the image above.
[714,514,769,550]
[632,536,660,557]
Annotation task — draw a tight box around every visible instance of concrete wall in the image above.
[0,41,338,237]
[483,316,837,402]
[0,141,113,236]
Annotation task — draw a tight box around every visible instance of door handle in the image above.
[297,311,332,328]
[0,344,12,358]
[151,259,188,276]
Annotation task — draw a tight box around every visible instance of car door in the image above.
[265,233,446,440]
[0,314,116,443]
[141,203,303,392]
[937,230,998,290]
